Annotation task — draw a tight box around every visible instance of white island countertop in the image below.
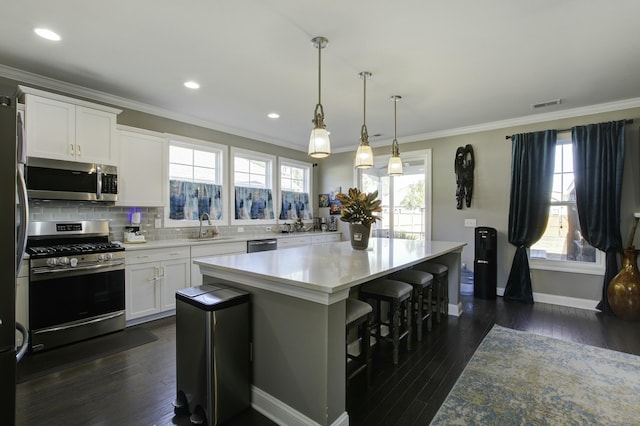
[195,238,466,305]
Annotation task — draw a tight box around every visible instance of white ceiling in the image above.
[2,0,640,154]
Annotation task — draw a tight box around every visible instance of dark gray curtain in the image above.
[504,130,557,303]
[572,120,626,315]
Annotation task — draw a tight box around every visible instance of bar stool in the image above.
[359,278,413,365]
[414,262,449,322]
[389,269,433,341]
[346,298,373,391]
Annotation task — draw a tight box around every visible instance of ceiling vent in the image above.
[532,99,561,109]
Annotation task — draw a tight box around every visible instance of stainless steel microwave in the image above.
[25,157,118,202]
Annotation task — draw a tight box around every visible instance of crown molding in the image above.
[335,97,640,154]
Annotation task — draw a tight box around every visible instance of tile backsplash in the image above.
[28,200,276,242]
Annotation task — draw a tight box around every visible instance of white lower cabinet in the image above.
[278,236,312,249]
[125,247,190,321]
[311,233,341,244]
[190,241,246,287]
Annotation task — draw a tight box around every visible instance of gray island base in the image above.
[195,238,466,426]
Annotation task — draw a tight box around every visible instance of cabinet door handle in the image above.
[137,255,150,259]
[77,144,81,157]
[70,144,74,156]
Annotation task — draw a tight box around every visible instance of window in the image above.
[530,132,604,274]
[279,158,313,221]
[165,137,226,227]
[231,148,276,223]
[358,149,432,241]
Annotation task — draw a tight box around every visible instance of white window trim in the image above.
[530,249,606,275]
[231,147,277,225]
[164,135,228,228]
[278,157,314,221]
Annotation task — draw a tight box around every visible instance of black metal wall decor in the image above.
[455,144,474,209]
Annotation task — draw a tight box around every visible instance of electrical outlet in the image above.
[238,227,244,233]
[266,226,272,232]
[154,218,162,228]
[464,219,477,227]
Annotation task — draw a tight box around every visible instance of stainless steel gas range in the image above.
[26,220,125,352]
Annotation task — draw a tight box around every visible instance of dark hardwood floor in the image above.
[16,291,640,425]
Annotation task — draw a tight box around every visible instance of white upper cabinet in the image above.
[116,126,167,207]
[19,86,121,165]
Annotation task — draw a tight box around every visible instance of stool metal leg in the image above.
[415,287,423,342]
[392,300,401,365]
[426,285,433,332]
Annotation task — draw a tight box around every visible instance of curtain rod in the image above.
[504,119,634,140]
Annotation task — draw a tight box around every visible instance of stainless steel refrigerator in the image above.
[1,93,29,425]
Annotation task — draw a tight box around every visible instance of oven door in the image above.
[29,263,125,351]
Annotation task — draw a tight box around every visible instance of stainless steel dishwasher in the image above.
[247,238,277,253]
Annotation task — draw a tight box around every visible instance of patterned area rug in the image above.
[430,325,640,425]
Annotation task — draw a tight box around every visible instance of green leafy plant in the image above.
[336,187,382,227]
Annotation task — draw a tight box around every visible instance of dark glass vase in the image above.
[349,223,371,250]
[607,249,640,320]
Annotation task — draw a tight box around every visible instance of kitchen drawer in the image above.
[125,246,190,265]
[325,233,341,242]
[311,235,327,244]
[278,236,312,248]
[191,241,246,258]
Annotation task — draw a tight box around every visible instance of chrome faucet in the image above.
[199,212,211,238]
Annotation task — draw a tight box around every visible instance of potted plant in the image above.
[336,187,382,249]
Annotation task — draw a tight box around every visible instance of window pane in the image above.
[235,157,250,173]
[194,166,216,183]
[170,146,193,165]
[170,164,192,180]
[251,160,266,175]
[562,143,573,173]
[235,171,251,187]
[194,151,216,167]
[531,204,596,263]
[281,165,291,178]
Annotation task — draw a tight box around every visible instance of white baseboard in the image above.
[497,287,599,311]
[251,386,349,426]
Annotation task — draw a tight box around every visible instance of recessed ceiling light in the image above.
[184,81,200,89]
[268,113,280,119]
[34,28,61,41]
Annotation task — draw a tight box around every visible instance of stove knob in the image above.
[104,253,113,261]
[47,258,58,267]
[70,258,78,267]
[59,257,69,266]
[96,254,104,262]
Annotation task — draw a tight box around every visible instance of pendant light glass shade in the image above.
[355,71,373,169]
[308,37,331,158]
[388,95,403,176]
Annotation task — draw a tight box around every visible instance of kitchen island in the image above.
[194,238,466,426]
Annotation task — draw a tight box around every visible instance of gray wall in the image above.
[318,108,640,304]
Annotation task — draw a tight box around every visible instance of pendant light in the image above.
[355,71,373,169]
[308,36,331,158]
[388,95,404,176]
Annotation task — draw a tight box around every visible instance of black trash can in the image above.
[174,284,251,425]
[474,227,497,299]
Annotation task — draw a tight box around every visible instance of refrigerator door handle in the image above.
[15,322,29,363]
[16,166,28,278]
